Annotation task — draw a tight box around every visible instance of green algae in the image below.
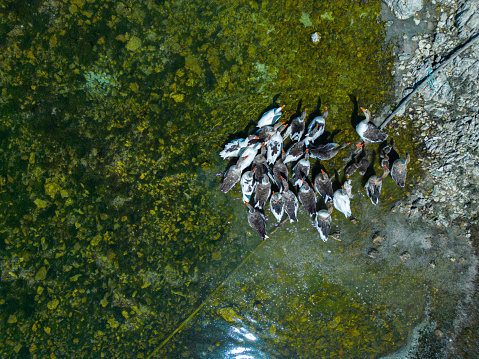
[0,0,408,358]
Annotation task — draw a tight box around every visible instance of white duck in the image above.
[257,105,285,128]
[333,187,351,218]
[238,142,262,171]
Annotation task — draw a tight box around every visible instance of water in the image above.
[157,187,474,357]
[0,0,475,358]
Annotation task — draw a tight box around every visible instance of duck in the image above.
[219,135,259,159]
[314,203,333,242]
[273,150,289,192]
[270,191,284,223]
[257,105,285,128]
[251,146,268,182]
[257,121,285,145]
[333,187,352,218]
[356,108,388,148]
[381,154,389,169]
[309,142,349,161]
[245,202,269,240]
[240,170,255,203]
[282,182,299,223]
[345,162,359,178]
[298,179,317,217]
[219,156,248,193]
[290,108,307,142]
[284,140,306,164]
[254,175,271,210]
[364,166,390,205]
[343,178,353,198]
[292,149,310,187]
[307,107,328,142]
[267,123,287,165]
[284,126,320,164]
[391,154,410,187]
[380,140,394,159]
[314,169,334,203]
[357,150,370,176]
[238,142,262,172]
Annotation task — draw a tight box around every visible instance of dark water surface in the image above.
[1,0,472,358]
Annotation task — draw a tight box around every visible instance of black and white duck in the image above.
[289,108,307,142]
[246,202,269,240]
[309,142,349,161]
[307,107,328,142]
[220,156,248,193]
[365,166,389,205]
[270,191,284,223]
[267,123,287,165]
[292,149,310,187]
[282,182,299,223]
[273,150,289,192]
[257,105,285,128]
[333,187,351,218]
[240,170,255,203]
[314,203,333,242]
[220,134,259,159]
[298,179,317,217]
[391,154,410,187]
[314,169,334,203]
[356,107,388,148]
[254,175,271,210]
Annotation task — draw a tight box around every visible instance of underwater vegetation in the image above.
[0,0,432,358]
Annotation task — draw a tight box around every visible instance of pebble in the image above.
[400,251,411,262]
[330,231,341,241]
[311,32,321,43]
[372,231,383,246]
[367,248,379,259]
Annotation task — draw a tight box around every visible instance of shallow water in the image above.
[157,176,474,358]
[0,0,474,358]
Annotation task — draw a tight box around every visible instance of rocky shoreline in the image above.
[381,0,479,357]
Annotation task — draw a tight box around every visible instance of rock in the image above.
[368,248,379,259]
[311,32,321,43]
[455,0,479,39]
[372,231,383,246]
[400,251,411,262]
[383,0,423,20]
[330,231,341,241]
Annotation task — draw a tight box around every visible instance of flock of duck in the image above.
[219,104,410,241]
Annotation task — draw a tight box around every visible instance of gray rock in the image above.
[455,0,479,39]
[384,0,423,20]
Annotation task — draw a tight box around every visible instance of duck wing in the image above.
[220,166,241,193]
[363,122,387,143]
